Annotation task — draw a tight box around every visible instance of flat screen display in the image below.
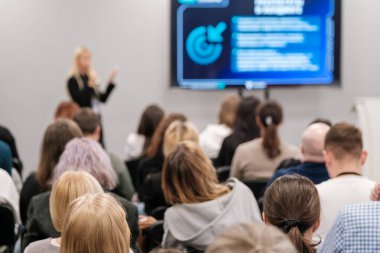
[171,0,341,90]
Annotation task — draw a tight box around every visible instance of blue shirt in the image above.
[267,162,329,186]
[0,140,12,175]
[320,202,380,253]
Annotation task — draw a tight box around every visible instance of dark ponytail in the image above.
[264,175,320,253]
[258,101,283,159]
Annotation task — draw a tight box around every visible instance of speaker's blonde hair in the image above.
[60,193,131,253]
[68,46,91,77]
[50,171,103,232]
[163,120,199,157]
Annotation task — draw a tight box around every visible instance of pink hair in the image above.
[53,138,117,190]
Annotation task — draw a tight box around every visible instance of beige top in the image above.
[230,138,301,180]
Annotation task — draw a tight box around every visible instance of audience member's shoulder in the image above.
[30,191,51,206]
[342,201,380,217]
[236,138,261,151]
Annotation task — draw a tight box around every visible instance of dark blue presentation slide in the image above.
[171,0,341,90]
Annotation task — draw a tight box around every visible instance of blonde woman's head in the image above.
[60,193,131,253]
[163,120,199,157]
[70,46,92,76]
[206,223,297,253]
[50,171,103,232]
[219,94,241,128]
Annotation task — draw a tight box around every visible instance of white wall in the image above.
[1,0,380,177]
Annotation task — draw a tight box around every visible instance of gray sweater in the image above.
[162,178,262,251]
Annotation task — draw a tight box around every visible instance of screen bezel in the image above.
[170,0,342,90]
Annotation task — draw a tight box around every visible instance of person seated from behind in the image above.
[162,141,261,251]
[267,123,331,186]
[23,138,139,252]
[214,96,261,167]
[0,125,23,175]
[141,120,199,215]
[20,119,82,224]
[316,122,376,242]
[231,101,301,181]
[320,201,380,252]
[0,140,13,175]
[206,223,297,253]
[0,168,20,223]
[73,108,134,200]
[125,104,164,162]
[24,171,103,253]
[200,94,240,159]
[60,193,133,253]
[263,175,321,253]
[137,113,187,194]
[54,101,80,120]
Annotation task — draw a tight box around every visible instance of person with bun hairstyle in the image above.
[162,141,261,251]
[263,175,321,253]
[60,193,132,253]
[231,101,300,180]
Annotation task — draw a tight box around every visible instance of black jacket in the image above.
[22,191,140,253]
[19,173,45,225]
[67,75,115,108]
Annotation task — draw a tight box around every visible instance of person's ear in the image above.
[360,150,368,166]
[301,144,305,156]
[95,125,101,140]
[262,212,269,224]
[312,216,321,233]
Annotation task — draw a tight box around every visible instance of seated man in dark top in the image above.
[267,123,331,186]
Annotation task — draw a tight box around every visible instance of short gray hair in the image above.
[53,138,117,190]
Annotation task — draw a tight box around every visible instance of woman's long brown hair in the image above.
[162,141,229,205]
[264,175,320,253]
[36,119,82,190]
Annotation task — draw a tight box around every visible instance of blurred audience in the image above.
[231,101,300,181]
[206,223,297,253]
[0,140,13,175]
[141,120,199,214]
[200,94,240,159]
[267,123,331,186]
[316,123,375,242]
[23,138,139,252]
[125,104,164,162]
[60,193,132,253]
[54,101,80,120]
[19,119,82,224]
[73,108,135,200]
[0,125,23,174]
[214,96,261,167]
[0,169,20,223]
[264,175,320,253]
[137,113,187,194]
[162,141,261,251]
[24,171,103,253]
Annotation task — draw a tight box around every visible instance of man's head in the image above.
[73,108,100,141]
[324,123,367,177]
[301,123,331,163]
